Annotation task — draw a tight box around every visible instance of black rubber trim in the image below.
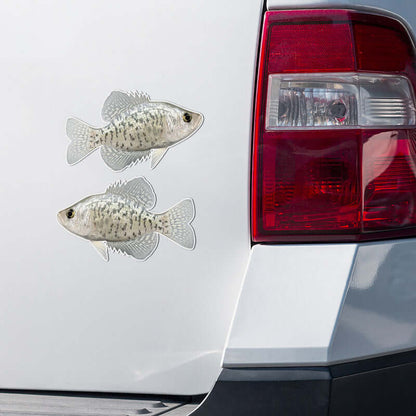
[194,371,330,416]
[219,367,331,381]
[330,348,416,377]
[192,351,416,416]
[330,363,416,416]
[0,388,205,404]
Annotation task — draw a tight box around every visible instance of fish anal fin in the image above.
[101,90,150,122]
[108,233,159,260]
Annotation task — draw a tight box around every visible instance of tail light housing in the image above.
[252,9,416,243]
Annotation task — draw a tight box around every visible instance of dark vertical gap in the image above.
[249,0,267,248]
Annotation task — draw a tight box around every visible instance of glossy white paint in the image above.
[3,0,416,397]
[0,0,262,394]
[225,239,416,367]
[223,244,356,366]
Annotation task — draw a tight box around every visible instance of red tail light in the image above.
[252,9,416,243]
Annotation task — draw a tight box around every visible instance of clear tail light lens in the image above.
[252,9,416,243]
[267,74,415,129]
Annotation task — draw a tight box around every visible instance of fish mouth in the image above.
[194,112,204,131]
[57,210,66,227]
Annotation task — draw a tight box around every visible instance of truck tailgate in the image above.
[0,0,262,395]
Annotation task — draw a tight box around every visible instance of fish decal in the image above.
[66,91,204,170]
[57,177,196,261]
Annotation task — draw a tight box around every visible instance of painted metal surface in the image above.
[224,239,416,366]
[224,244,356,366]
[0,0,262,394]
[2,0,416,397]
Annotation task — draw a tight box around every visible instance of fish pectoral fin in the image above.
[105,177,156,210]
[101,90,150,122]
[151,147,169,169]
[100,146,151,171]
[91,241,109,261]
[107,233,159,261]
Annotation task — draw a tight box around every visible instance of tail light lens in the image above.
[267,73,415,129]
[252,9,416,243]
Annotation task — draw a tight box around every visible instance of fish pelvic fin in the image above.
[66,118,99,165]
[100,145,151,171]
[160,198,196,250]
[151,147,169,169]
[91,241,109,261]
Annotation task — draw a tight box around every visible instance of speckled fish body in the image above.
[57,177,196,261]
[71,194,161,242]
[97,102,194,152]
[66,91,204,170]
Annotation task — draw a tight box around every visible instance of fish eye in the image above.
[182,112,192,123]
[66,209,75,219]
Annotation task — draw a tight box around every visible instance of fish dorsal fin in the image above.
[151,147,169,169]
[100,145,150,171]
[91,241,109,261]
[101,90,150,121]
[105,177,156,210]
[108,233,159,260]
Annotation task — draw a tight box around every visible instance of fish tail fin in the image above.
[160,198,196,250]
[66,118,99,164]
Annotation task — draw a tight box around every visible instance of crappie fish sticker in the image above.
[57,177,196,261]
[66,91,204,170]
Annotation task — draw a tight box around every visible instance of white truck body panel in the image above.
[2,0,416,400]
[225,239,416,366]
[0,0,262,395]
[224,244,356,366]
